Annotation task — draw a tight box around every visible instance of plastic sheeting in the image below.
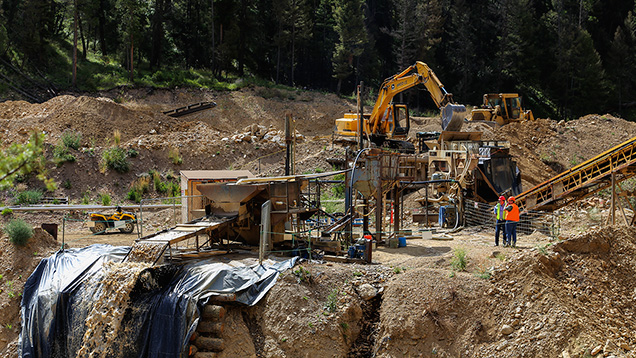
[19,244,297,358]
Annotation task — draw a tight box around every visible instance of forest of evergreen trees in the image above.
[1,0,635,120]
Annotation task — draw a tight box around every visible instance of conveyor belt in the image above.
[516,135,636,213]
[123,216,237,263]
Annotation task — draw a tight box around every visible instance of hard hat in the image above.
[499,196,505,201]
[508,196,515,202]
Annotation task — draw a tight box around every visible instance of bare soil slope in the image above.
[2,89,636,358]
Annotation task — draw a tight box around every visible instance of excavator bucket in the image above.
[441,104,467,131]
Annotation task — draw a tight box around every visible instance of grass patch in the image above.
[81,191,91,204]
[4,218,33,246]
[1,208,13,216]
[14,190,43,205]
[293,266,312,283]
[52,143,76,164]
[100,146,129,173]
[474,264,492,279]
[127,177,151,203]
[61,130,82,150]
[451,248,468,272]
[98,192,111,206]
[324,289,338,313]
[168,147,183,165]
[536,243,552,255]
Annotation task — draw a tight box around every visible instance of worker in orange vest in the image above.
[493,196,507,246]
[504,196,520,247]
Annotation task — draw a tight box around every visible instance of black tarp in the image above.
[19,244,297,357]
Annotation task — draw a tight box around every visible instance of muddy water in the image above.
[126,242,167,263]
[74,261,151,358]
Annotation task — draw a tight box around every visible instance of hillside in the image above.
[1,88,636,358]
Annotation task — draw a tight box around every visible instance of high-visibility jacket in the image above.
[493,203,507,221]
[505,203,520,222]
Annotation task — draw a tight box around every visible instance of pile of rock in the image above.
[226,124,304,147]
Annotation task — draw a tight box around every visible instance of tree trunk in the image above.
[150,0,165,69]
[73,0,77,87]
[98,0,107,55]
[78,13,87,60]
[129,33,134,82]
[291,22,295,86]
[211,0,215,73]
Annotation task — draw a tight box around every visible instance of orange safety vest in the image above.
[505,203,519,222]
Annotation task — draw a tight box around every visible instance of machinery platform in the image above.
[123,215,237,263]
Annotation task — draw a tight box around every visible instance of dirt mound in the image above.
[488,115,636,189]
[0,227,59,357]
[373,226,636,357]
[105,87,353,137]
[0,95,180,147]
[483,226,636,357]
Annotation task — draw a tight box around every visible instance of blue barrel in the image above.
[398,237,407,247]
[348,246,356,258]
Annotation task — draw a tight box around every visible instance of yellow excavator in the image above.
[334,61,466,153]
[467,93,534,126]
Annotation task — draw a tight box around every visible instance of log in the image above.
[208,293,236,302]
[196,321,224,335]
[201,305,226,320]
[194,337,225,352]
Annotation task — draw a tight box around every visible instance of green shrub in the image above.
[324,289,338,313]
[99,193,111,206]
[5,219,33,246]
[81,192,91,205]
[15,190,43,205]
[127,189,142,203]
[156,181,168,194]
[293,266,311,283]
[1,208,13,216]
[167,181,180,197]
[151,171,166,192]
[127,148,139,158]
[53,144,76,164]
[451,248,468,272]
[61,131,82,150]
[63,180,72,189]
[127,177,150,203]
[101,147,129,173]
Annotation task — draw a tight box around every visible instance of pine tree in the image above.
[607,9,636,115]
[386,0,442,71]
[332,0,368,94]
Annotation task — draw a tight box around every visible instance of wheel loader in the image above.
[467,93,534,126]
[88,206,137,234]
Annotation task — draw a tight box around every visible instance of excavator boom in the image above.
[334,61,466,152]
[367,62,465,134]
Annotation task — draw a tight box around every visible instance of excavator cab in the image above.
[390,104,410,137]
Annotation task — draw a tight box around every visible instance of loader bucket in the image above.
[441,104,467,131]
